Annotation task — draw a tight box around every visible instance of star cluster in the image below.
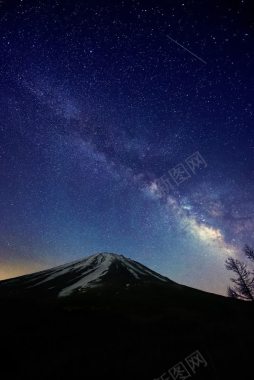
[0,0,253,295]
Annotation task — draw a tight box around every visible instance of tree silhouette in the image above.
[225,247,254,301]
[243,245,254,262]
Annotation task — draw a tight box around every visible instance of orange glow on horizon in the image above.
[0,261,48,281]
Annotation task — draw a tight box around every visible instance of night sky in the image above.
[0,0,253,295]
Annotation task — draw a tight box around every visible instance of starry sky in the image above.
[0,0,253,295]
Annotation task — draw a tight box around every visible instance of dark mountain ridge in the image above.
[0,252,253,380]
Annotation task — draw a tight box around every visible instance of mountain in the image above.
[0,252,174,298]
[0,252,253,380]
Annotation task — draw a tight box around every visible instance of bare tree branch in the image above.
[225,257,254,301]
[243,245,254,262]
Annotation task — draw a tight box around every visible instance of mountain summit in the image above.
[0,252,173,297]
[0,253,252,380]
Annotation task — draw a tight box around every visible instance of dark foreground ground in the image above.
[0,283,253,380]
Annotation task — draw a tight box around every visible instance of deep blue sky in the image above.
[0,0,253,294]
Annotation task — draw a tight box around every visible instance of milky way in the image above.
[0,0,253,295]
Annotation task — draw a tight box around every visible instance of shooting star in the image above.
[167,35,207,65]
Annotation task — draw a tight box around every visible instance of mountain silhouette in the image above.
[0,252,173,297]
[0,252,253,380]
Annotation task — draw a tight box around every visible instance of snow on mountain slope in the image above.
[0,253,173,297]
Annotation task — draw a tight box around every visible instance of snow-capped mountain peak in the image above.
[0,252,173,297]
